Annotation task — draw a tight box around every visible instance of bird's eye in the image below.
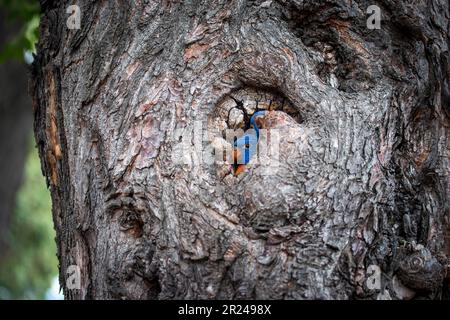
[245,143,250,149]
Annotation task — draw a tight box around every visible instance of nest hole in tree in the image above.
[207,87,302,177]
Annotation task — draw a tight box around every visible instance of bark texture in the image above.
[31,0,449,299]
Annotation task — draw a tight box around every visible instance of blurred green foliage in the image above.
[0,0,57,300]
[0,0,40,63]
[0,139,57,299]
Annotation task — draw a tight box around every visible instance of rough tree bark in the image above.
[31,0,449,299]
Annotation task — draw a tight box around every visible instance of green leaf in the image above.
[0,138,57,299]
[0,0,40,64]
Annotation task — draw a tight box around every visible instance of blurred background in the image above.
[0,0,61,299]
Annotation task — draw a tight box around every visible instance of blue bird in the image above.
[233,111,267,175]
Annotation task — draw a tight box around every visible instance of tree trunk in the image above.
[31,0,449,300]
